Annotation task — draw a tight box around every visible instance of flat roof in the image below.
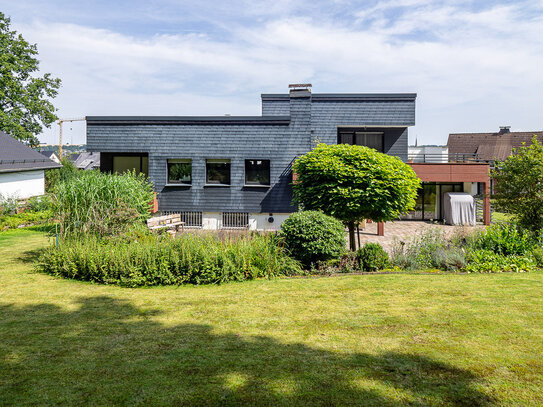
[261,93,417,102]
[86,116,291,125]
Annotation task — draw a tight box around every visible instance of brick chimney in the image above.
[289,83,312,97]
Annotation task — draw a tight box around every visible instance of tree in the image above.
[492,136,543,231]
[0,12,61,146]
[292,143,420,250]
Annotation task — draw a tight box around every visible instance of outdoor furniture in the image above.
[147,214,185,233]
[443,192,476,226]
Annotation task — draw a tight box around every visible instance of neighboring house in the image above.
[448,127,543,163]
[87,84,490,229]
[39,150,61,164]
[448,127,543,194]
[69,152,100,170]
[408,145,448,163]
[0,131,62,200]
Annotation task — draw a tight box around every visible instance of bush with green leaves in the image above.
[53,170,154,237]
[464,250,535,273]
[531,247,543,268]
[0,193,17,215]
[279,210,345,267]
[37,231,301,286]
[0,211,52,230]
[45,157,80,193]
[391,229,466,271]
[357,243,389,271]
[26,195,52,212]
[468,223,534,256]
[292,143,420,250]
[492,137,543,231]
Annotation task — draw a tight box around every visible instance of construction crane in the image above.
[58,117,86,157]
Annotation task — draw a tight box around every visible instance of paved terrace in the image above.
[354,221,486,252]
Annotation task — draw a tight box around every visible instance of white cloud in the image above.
[10,0,543,145]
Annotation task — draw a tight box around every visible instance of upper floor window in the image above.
[206,159,231,185]
[339,130,384,152]
[167,159,191,185]
[112,154,149,177]
[245,159,270,186]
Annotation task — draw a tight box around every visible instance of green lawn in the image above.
[1,229,542,406]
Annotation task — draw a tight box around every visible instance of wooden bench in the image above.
[147,214,185,233]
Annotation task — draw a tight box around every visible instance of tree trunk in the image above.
[348,221,356,251]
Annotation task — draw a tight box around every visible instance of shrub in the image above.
[0,193,17,215]
[530,247,543,268]
[37,231,301,286]
[390,229,467,271]
[464,249,535,273]
[0,211,52,230]
[53,170,154,237]
[45,157,80,193]
[469,223,534,256]
[357,243,389,271]
[279,211,345,267]
[26,195,52,212]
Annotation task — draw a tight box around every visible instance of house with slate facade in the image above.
[86,84,491,230]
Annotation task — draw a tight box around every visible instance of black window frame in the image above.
[166,159,192,185]
[244,159,271,187]
[206,159,231,186]
[338,129,385,153]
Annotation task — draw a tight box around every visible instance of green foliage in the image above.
[468,223,534,256]
[357,243,389,271]
[292,143,420,224]
[26,195,52,212]
[0,210,52,230]
[492,137,543,231]
[0,193,17,215]
[464,250,535,273]
[531,247,543,268]
[0,12,61,146]
[37,232,301,287]
[53,170,154,237]
[279,211,346,267]
[391,229,466,271]
[45,157,79,193]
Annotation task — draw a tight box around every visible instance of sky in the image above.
[3,0,543,146]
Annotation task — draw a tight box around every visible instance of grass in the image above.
[1,229,543,406]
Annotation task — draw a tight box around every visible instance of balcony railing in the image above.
[407,153,487,163]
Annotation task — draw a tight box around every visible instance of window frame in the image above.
[205,158,231,186]
[166,158,192,186]
[244,159,271,187]
[338,129,385,153]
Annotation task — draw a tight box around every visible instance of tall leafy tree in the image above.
[293,143,420,250]
[493,136,543,231]
[0,12,61,146]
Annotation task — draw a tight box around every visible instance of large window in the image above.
[339,130,384,152]
[245,159,270,186]
[206,159,231,185]
[167,159,191,185]
[112,155,149,176]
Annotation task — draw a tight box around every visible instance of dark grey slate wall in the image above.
[87,92,415,213]
[310,99,413,161]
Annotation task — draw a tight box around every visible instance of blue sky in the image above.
[3,0,543,145]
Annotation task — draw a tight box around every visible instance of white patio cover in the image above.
[443,192,476,226]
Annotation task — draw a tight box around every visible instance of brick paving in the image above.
[353,221,486,252]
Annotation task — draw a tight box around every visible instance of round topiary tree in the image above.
[293,143,420,250]
[279,210,345,267]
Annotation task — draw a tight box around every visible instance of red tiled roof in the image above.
[447,131,543,161]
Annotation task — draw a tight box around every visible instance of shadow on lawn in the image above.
[0,296,494,406]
